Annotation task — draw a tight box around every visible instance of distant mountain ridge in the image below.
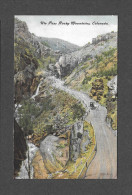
[39,37,80,54]
[15,17,80,55]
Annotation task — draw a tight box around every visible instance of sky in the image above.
[15,15,118,46]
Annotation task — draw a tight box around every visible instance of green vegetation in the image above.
[107,94,117,130]
[18,79,85,144]
[108,106,117,130]
[89,77,108,106]
[81,48,117,84]
[52,121,96,179]
[65,48,117,90]
[71,103,85,120]
[14,36,57,74]
[32,87,85,143]
[65,48,117,130]
[18,99,41,135]
[38,56,56,70]
[56,143,67,149]
[41,41,50,48]
[82,76,91,84]
[14,37,39,73]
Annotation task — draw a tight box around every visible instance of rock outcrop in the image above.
[70,122,83,161]
[92,32,115,45]
[40,135,69,173]
[14,18,54,102]
[15,18,54,58]
[70,121,90,162]
[107,75,117,96]
[106,76,117,130]
[14,119,27,177]
[49,32,117,78]
[14,65,42,102]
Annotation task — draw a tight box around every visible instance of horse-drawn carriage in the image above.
[90,102,98,110]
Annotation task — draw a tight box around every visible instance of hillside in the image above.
[14,18,60,102]
[14,18,93,178]
[49,32,117,77]
[39,37,80,54]
[14,17,117,179]
[64,38,117,130]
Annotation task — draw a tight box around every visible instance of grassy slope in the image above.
[32,81,85,145]
[52,121,96,179]
[14,36,57,74]
[31,120,96,179]
[65,48,117,130]
[14,37,40,73]
[14,26,96,178]
[18,79,85,145]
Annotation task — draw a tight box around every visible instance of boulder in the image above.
[48,63,54,71]
[107,76,117,95]
[40,135,69,173]
[59,56,66,67]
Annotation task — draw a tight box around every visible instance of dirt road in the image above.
[48,76,117,179]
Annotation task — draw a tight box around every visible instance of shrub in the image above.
[71,103,85,120]
[82,76,91,84]
[18,99,41,134]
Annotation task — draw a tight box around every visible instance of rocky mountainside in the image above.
[14,18,117,179]
[39,37,80,54]
[14,18,55,60]
[14,18,60,102]
[49,32,117,77]
[64,33,117,130]
[14,119,27,177]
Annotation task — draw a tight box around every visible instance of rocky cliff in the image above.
[14,19,40,102]
[14,18,59,102]
[14,18,55,59]
[40,135,69,173]
[14,18,117,179]
[49,32,117,77]
[106,76,117,130]
[70,121,90,162]
[14,119,27,177]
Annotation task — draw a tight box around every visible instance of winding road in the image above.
[48,76,117,179]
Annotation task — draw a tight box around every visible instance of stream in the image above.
[16,142,38,179]
[16,74,117,179]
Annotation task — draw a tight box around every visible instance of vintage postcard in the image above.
[14,15,117,179]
